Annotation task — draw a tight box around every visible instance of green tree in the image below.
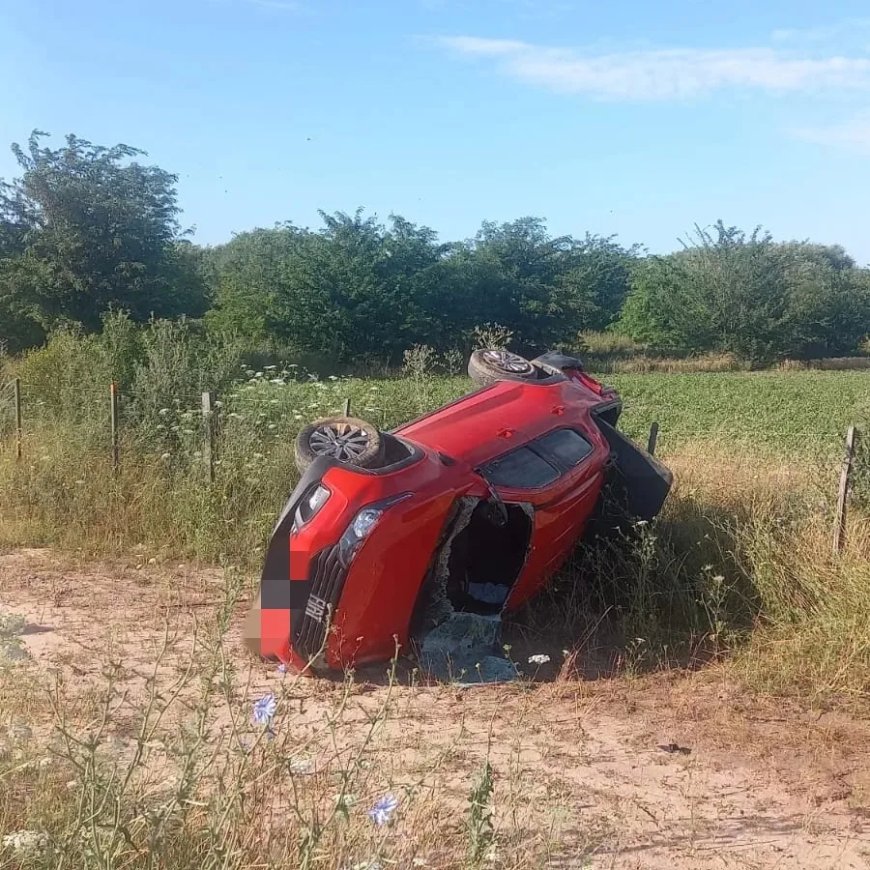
[557,233,639,331]
[0,131,207,339]
[205,224,309,340]
[451,218,589,350]
[619,222,870,363]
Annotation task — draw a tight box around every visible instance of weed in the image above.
[467,759,495,867]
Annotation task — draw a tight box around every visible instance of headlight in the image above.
[338,493,411,567]
[292,484,330,533]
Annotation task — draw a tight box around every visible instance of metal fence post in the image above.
[647,421,659,456]
[13,378,22,460]
[833,425,857,555]
[110,381,120,472]
[202,391,216,483]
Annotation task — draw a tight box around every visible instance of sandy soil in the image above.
[1,547,869,869]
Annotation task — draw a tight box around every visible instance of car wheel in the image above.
[468,349,539,386]
[294,416,385,474]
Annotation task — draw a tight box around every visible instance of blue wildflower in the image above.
[277,663,288,674]
[368,793,398,826]
[252,693,277,726]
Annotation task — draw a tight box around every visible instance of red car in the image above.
[244,350,672,673]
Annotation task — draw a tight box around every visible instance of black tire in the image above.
[468,349,539,387]
[294,416,384,474]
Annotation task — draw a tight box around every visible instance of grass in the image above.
[607,369,869,455]
[0,364,867,686]
[1,367,866,563]
[1,362,870,866]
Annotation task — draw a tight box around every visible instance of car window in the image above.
[535,429,594,469]
[480,447,559,489]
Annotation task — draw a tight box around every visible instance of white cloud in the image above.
[436,35,870,101]
[794,115,870,153]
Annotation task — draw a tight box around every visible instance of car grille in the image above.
[294,544,348,661]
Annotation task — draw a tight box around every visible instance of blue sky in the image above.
[3,0,870,261]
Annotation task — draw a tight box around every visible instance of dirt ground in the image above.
[2,548,870,869]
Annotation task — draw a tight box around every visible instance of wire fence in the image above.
[1,377,864,554]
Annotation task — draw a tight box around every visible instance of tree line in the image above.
[2,132,869,365]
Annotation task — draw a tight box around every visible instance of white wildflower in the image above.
[528,654,550,665]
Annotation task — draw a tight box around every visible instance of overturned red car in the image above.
[244,350,672,673]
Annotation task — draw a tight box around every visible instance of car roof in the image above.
[393,377,607,467]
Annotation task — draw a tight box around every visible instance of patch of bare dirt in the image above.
[2,548,869,869]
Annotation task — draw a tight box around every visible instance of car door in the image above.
[478,425,610,609]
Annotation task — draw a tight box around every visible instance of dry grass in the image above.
[578,331,870,373]
[590,352,747,374]
[1,559,870,870]
[776,356,870,371]
[1,440,870,867]
[591,353,870,374]
[2,361,870,868]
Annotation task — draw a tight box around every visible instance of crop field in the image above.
[607,370,869,452]
[232,367,870,460]
[1,366,869,869]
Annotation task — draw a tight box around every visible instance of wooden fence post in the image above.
[202,391,216,483]
[647,421,659,456]
[833,425,857,555]
[110,381,120,472]
[343,397,351,417]
[13,378,22,460]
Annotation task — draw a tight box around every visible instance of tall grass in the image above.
[578,330,870,373]
[1,328,869,703]
[0,575,480,869]
[2,333,870,867]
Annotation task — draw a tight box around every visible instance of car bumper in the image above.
[248,455,345,671]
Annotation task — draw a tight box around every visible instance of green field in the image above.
[225,368,870,463]
[605,370,870,454]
